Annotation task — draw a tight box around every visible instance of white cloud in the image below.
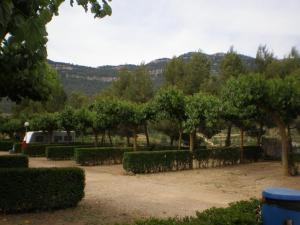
[47,0,300,66]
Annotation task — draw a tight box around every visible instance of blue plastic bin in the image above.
[262,188,300,225]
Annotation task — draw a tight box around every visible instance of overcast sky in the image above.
[46,0,300,67]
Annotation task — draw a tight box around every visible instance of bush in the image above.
[46,145,93,160]
[290,153,300,163]
[123,150,193,174]
[121,199,261,225]
[22,144,48,157]
[0,140,13,151]
[193,147,240,168]
[243,146,263,162]
[0,167,85,213]
[0,155,28,168]
[75,147,132,166]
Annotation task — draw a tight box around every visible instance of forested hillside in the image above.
[49,52,255,95]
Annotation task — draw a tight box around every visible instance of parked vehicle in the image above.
[22,131,76,149]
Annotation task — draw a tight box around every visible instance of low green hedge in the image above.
[122,199,261,225]
[193,147,240,168]
[46,145,93,160]
[0,155,28,168]
[0,140,13,151]
[243,146,263,162]
[138,145,191,151]
[123,150,193,174]
[22,144,48,157]
[0,167,85,213]
[75,147,132,166]
[291,153,300,163]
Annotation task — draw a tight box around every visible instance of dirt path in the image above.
[1,155,300,225]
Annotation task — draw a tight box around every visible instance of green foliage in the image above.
[185,93,221,137]
[0,140,13,151]
[255,45,274,74]
[220,47,246,81]
[0,118,23,137]
[122,199,261,225]
[108,65,154,103]
[67,92,89,109]
[0,155,28,168]
[0,167,85,213]
[75,147,132,166]
[59,106,77,134]
[123,150,193,174]
[30,112,60,136]
[46,146,79,160]
[153,86,186,123]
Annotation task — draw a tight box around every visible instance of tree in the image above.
[68,92,89,109]
[219,47,246,81]
[74,108,93,143]
[30,112,60,143]
[219,47,246,147]
[222,74,300,175]
[58,106,77,142]
[153,87,186,149]
[0,0,111,102]
[185,93,221,151]
[163,57,186,90]
[0,118,23,139]
[255,45,274,74]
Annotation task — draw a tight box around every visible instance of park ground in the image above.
[0,154,300,225]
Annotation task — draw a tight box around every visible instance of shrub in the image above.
[0,140,13,151]
[290,153,300,163]
[123,150,193,174]
[138,145,190,151]
[0,155,28,168]
[46,145,93,160]
[243,146,263,162]
[0,167,85,213]
[193,147,240,168]
[75,147,132,166]
[121,199,261,225]
[22,144,48,157]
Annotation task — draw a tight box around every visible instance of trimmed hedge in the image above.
[123,150,193,174]
[0,167,85,213]
[22,144,48,157]
[243,146,263,162]
[291,153,300,163]
[138,145,191,151]
[75,147,132,166]
[122,199,261,225]
[46,145,93,160]
[0,155,28,168]
[0,140,13,151]
[193,147,240,168]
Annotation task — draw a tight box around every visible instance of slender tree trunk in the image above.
[257,122,264,146]
[133,128,138,151]
[189,131,195,151]
[93,129,98,147]
[108,130,113,146]
[48,131,53,144]
[67,130,71,144]
[287,124,293,153]
[144,123,150,147]
[225,124,232,147]
[178,123,183,150]
[240,128,244,163]
[101,131,105,145]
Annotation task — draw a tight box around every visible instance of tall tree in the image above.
[255,45,274,74]
[223,74,300,175]
[153,87,186,149]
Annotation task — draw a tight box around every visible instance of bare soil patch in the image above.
[1,155,300,225]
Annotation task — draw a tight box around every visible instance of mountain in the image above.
[48,52,256,96]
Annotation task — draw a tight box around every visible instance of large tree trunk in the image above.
[101,131,106,145]
[189,131,195,151]
[272,114,290,176]
[287,124,293,152]
[225,124,232,147]
[144,123,150,147]
[240,128,244,163]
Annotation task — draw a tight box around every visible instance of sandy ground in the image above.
[1,154,300,225]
